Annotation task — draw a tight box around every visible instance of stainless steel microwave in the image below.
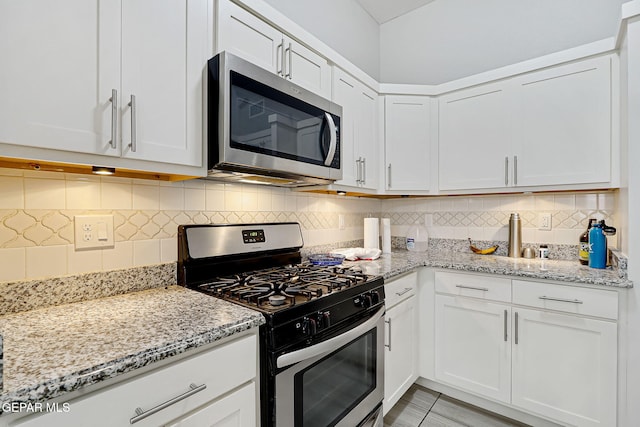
[205,51,342,187]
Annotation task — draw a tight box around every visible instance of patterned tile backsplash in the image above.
[0,167,619,282]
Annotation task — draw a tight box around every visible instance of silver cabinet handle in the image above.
[504,310,508,342]
[130,383,206,424]
[289,42,293,79]
[539,296,584,304]
[284,42,292,79]
[362,157,366,185]
[276,42,284,76]
[356,158,362,184]
[455,285,489,292]
[108,89,117,149]
[395,287,413,297]
[387,164,392,188]
[128,94,137,152]
[384,318,391,350]
[504,156,509,186]
[514,155,518,185]
[515,311,519,345]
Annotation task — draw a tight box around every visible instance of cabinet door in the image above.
[514,56,611,187]
[0,0,120,156]
[333,68,360,187]
[120,0,207,166]
[285,37,331,99]
[358,86,380,190]
[333,68,379,190]
[216,0,282,74]
[384,96,431,191]
[438,82,514,190]
[384,295,418,414]
[512,307,617,427]
[434,295,511,403]
[168,382,256,427]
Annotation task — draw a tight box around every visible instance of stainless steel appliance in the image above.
[178,223,384,427]
[206,52,342,187]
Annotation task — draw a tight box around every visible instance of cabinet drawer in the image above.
[512,280,618,319]
[14,334,257,427]
[385,272,418,309]
[435,271,511,303]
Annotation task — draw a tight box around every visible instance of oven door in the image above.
[275,307,384,427]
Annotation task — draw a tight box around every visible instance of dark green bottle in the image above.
[579,219,596,265]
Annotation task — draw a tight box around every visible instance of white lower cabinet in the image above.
[12,333,258,427]
[434,295,511,403]
[167,382,256,427]
[383,273,418,415]
[512,307,617,427]
[433,271,618,427]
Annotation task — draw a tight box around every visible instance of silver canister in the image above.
[508,213,522,258]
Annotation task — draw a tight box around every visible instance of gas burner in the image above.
[268,295,286,306]
[196,262,372,311]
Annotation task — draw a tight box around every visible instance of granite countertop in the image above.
[0,249,631,413]
[348,250,633,288]
[0,286,264,412]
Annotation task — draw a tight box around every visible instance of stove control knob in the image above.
[303,317,317,336]
[363,293,373,308]
[370,290,380,305]
[318,311,331,328]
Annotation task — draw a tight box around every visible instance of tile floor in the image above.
[384,384,530,427]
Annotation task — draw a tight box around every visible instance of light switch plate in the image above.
[74,215,115,250]
[538,213,552,231]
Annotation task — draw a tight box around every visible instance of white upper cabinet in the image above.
[0,0,120,157]
[513,56,611,187]
[438,55,614,193]
[0,0,208,172]
[439,82,514,191]
[120,0,207,166]
[332,67,379,190]
[217,0,331,99]
[384,96,432,192]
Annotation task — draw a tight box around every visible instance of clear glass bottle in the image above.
[406,221,429,252]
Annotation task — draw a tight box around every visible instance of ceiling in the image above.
[357,0,437,24]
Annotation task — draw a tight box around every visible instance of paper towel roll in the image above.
[364,218,380,249]
[381,218,391,254]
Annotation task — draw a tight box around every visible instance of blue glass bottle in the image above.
[588,222,607,269]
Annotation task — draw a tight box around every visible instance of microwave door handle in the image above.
[323,112,337,166]
[276,307,384,369]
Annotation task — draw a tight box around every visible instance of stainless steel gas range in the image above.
[177,222,384,427]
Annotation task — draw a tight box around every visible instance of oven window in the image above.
[229,71,339,168]
[294,329,376,427]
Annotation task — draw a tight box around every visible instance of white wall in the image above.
[621,12,640,427]
[262,0,380,80]
[380,0,625,84]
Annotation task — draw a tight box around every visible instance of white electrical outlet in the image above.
[74,215,115,250]
[338,214,345,230]
[538,213,552,231]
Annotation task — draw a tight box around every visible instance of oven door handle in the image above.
[276,307,385,369]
